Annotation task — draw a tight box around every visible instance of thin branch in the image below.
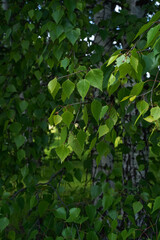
[57,101,89,114]
[48,183,69,209]
[10,168,65,199]
[49,70,87,82]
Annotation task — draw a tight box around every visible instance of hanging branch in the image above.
[10,168,65,199]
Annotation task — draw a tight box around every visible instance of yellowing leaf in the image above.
[144,115,154,122]
[120,96,130,102]
[129,96,136,102]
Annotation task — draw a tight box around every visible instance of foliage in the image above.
[0,0,160,239]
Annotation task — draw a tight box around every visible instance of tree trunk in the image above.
[2,0,8,10]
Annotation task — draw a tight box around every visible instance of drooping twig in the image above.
[10,168,65,199]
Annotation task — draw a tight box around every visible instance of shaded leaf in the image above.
[55,145,70,162]
[66,28,80,45]
[133,201,143,215]
[54,207,66,220]
[91,99,102,123]
[0,217,9,232]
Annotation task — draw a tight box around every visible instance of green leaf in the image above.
[7,84,17,93]
[85,205,96,223]
[21,40,29,50]
[14,135,25,149]
[56,237,64,240]
[137,100,149,115]
[62,227,76,239]
[62,79,75,99]
[54,207,66,220]
[151,106,160,120]
[82,105,88,125]
[68,134,83,158]
[55,145,70,162]
[52,7,64,24]
[66,28,80,45]
[54,115,62,125]
[48,78,57,95]
[130,82,144,96]
[107,50,121,66]
[5,9,11,23]
[89,137,97,152]
[109,107,118,125]
[108,74,116,88]
[0,217,9,232]
[98,125,109,138]
[116,54,130,67]
[74,168,82,182]
[133,201,143,215]
[86,69,103,91]
[9,122,22,134]
[60,127,67,144]
[91,99,102,123]
[102,195,113,210]
[108,233,117,240]
[48,108,56,125]
[77,79,90,100]
[152,196,160,213]
[21,165,29,179]
[87,231,98,240]
[146,24,160,47]
[100,106,108,120]
[130,55,139,73]
[61,57,70,69]
[66,208,81,222]
[50,25,64,42]
[62,111,74,128]
[90,185,101,199]
[133,21,153,41]
[144,115,154,122]
[17,149,25,162]
[28,9,34,18]
[77,130,86,147]
[19,100,28,112]
[28,23,34,31]
[121,230,128,240]
[38,200,49,217]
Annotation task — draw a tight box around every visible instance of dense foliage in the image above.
[1,1,160,239]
